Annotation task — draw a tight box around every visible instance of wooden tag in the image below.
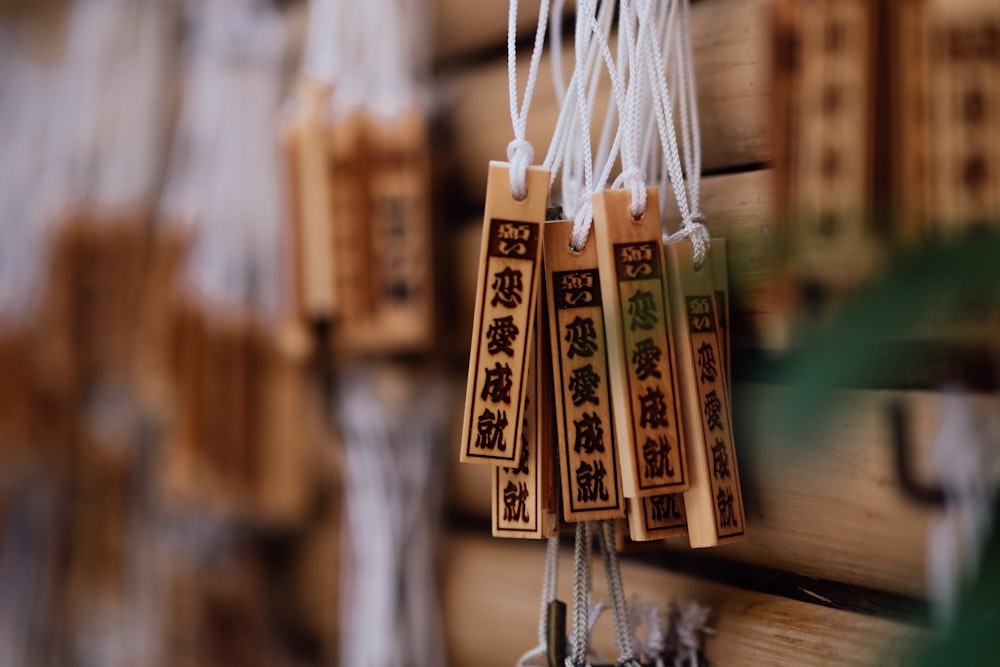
[285,78,336,320]
[492,305,559,537]
[666,242,746,547]
[592,188,688,498]
[627,493,688,541]
[460,162,548,466]
[544,220,625,522]
[339,109,435,352]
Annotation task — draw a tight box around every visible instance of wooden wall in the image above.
[432,0,964,664]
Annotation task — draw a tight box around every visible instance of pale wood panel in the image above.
[441,533,926,667]
[439,0,772,204]
[449,386,1000,598]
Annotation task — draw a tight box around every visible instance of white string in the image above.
[159,0,290,325]
[675,601,713,667]
[543,0,628,251]
[516,534,561,667]
[597,520,640,667]
[337,366,449,667]
[627,595,666,666]
[506,0,551,200]
[608,0,649,220]
[639,0,708,267]
[567,521,592,667]
[0,34,63,325]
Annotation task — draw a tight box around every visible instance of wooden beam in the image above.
[438,0,772,204]
[441,533,926,667]
[449,385,996,598]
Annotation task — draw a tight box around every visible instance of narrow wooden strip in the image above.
[544,220,625,521]
[493,305,559,537]
[667,242,746,547]
[460,162,549,466]
[626,494,688,542]
[593,188,688,498]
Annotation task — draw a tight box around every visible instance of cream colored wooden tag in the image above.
[592,188,688,499]
[460,162,548,466]
[339,110,435,352]
[285,77,336,320]
[544,220,625,522]
[493,309,559,537]
[666,241,746,547]
[627,493,688,541]
[328,111,370,327]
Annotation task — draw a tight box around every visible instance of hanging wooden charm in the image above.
[666,241,746,547]
[460,162,548,466]
[544,219,625,522]
[339,110,435,352]
[627,493,688,542]
[493,299,559,537]
[592,187,688,499]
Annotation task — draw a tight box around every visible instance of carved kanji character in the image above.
[565,316,599,358]
[711,438,730,480]
[486,315,519,356]
[576,460,610,503]
[638,386,669,430]
[568,364,601,407]
[697,341,718,384]
[717,486,737,529]
[703,389,723,432]
[650,494,682,522]
[481,362,513,403]
[503,480,530,523]
[642,434,675,480]
[573,412,605,455]
[475,408,509,451]
[491,267,524,308]
[631,337,663,380]
[627,289,658,331]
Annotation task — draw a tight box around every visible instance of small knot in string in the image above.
[568,193,594,252]
[622,167,647,219]
[665,211,711,269]
[507,138,535,200]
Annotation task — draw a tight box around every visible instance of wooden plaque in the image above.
[339,110,435,352]
[592,188,688,498]
[544,220,625,522]
[667,242,746,547]
[492,307,559,537]
[460,162,548,466]
[627,493,688,541]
